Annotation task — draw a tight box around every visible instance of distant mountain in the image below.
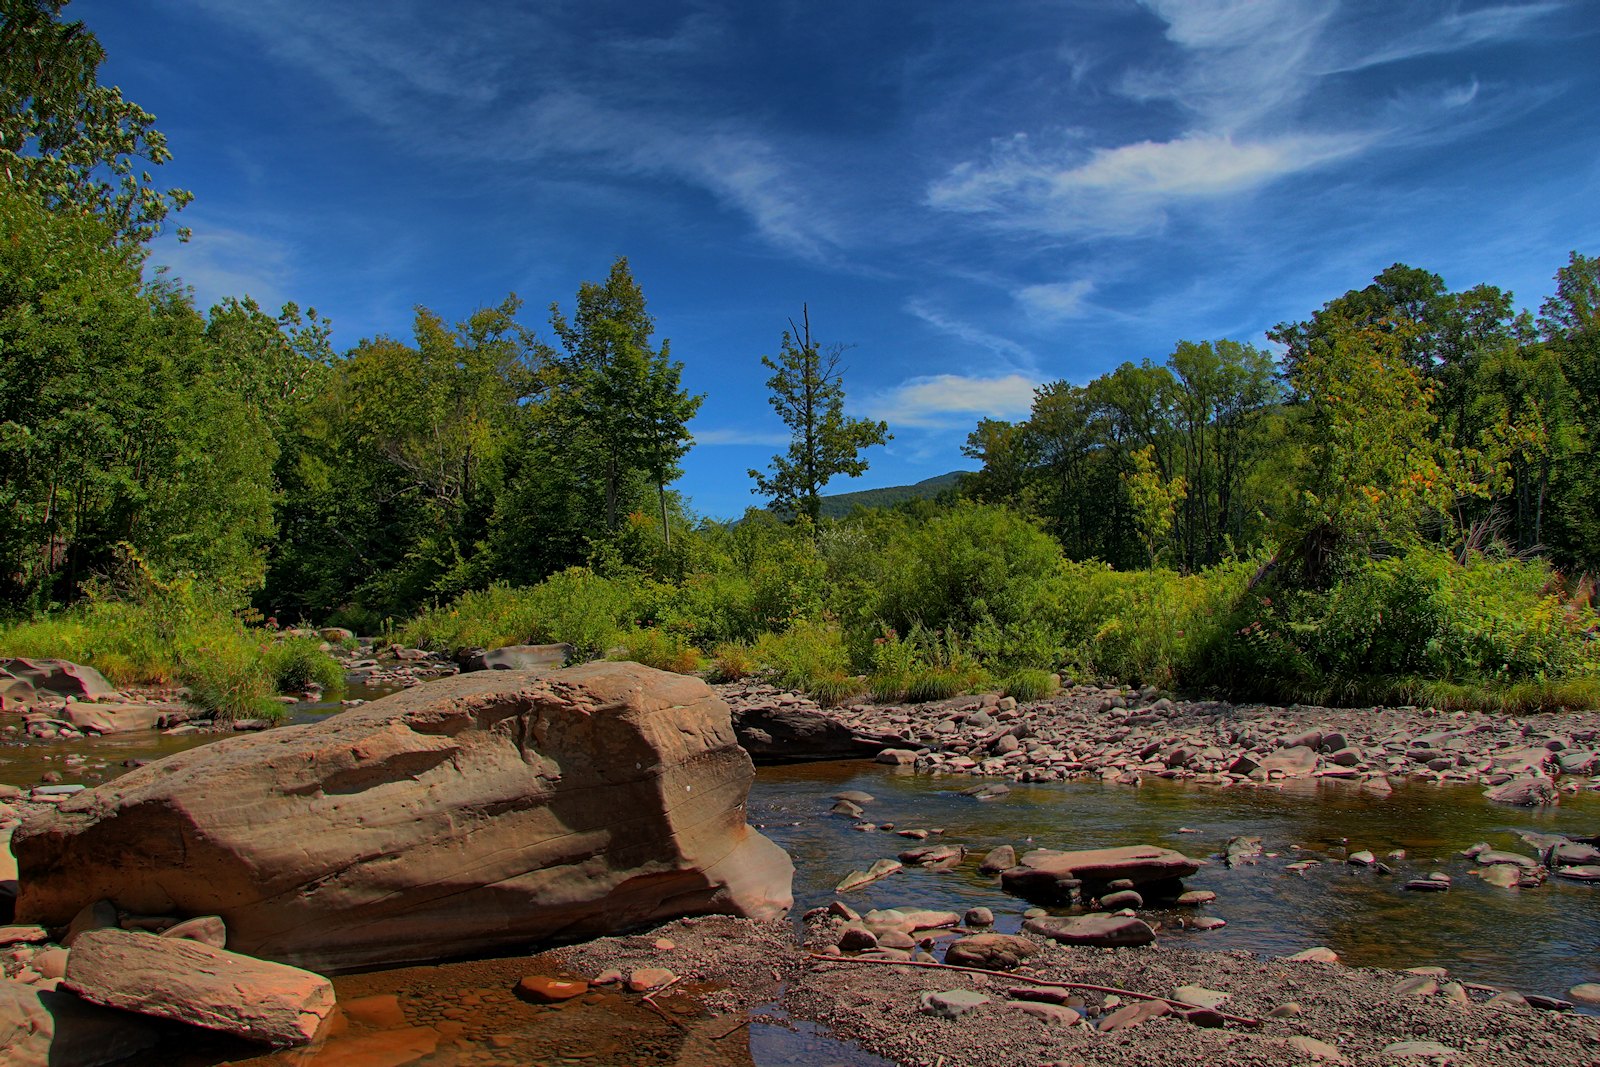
[807,470,968,519]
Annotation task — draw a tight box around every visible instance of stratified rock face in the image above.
[15,663,794,972]
[63,928,334,1047]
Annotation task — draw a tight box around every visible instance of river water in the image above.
[4,699,1598,1066]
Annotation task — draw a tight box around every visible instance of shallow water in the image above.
[7,717,1600,1064]
[752,762,1600,998]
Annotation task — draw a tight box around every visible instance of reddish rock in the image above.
[62,928,335,1047]
[1016,844,1199,885]
[1023,914,1156,947]
[15,663,793,972]
[0,982,159,1067]
[0,659,114,701]
[943,933,1038,970]
[515,976,588,1003]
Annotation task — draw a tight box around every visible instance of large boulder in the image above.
[14,663,793,972]
[734,704,894,763]
[62,703,187,735]
[458,643,575,673]
[0,659,114,701]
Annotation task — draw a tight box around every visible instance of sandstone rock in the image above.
[1173,985,1229,1010]
[1007,1001,1080,1026]
[977,844,1016,875]
[919,989,990,1019]
[736,706,890,762]
[1282,946,1339,963]
[1383,1040,1461,1059]
[472,644,574,672]
[1098,999,1169,1031]
[62,704,185,735]
[836,859,902,891]
[1023,914,1155,947]
[161,915,227,948]
[515,976,588,1002]
[16,664,793,972]
[943,933,1038,970]
[1484,777,1557,806]
[1260,745,1318,776]
[626,967,677,992]
[837,927,878,952]
[1283,1035,1348,1062]
[0,982,159,1067]
[0,659,114,701]
[1016,844,1200,886]
[874,748,918,766]
[964,906,994,926]
[62,928,334,1047]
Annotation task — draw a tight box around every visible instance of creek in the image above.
[3,702,1598,1066]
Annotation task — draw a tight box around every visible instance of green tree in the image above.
[749,305,890,524]
[0,0,191,242]
[547,257,699,539]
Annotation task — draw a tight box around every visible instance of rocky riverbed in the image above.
[716,679,1600,803]
[6,661,1600,1066]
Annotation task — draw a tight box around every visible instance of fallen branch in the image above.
[804,953,1261,1028]
[711,1017,752,1040]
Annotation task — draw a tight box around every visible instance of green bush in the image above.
[905,670,966,703]
[262,636,344,694]
[612,627,704,674]
[708,641,758,683]
[751,620,851,691]
[807,672,864,707]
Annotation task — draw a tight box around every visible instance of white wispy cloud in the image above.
[927,0,1565,240]
[183,0,836,259]
[693,427,791,447]
[866,373,1040,429]
[904,298,1035,368]
[1016,279,1096,321]
[153,221,295,312]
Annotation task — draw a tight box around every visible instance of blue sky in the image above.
[77,0,1600,519]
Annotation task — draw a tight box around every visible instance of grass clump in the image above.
[904,670,967,703]
[1003,668,1059,703]
[807,672,864,707]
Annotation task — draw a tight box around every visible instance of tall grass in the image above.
[0,578,341,722]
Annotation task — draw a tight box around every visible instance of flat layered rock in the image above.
[1016,844,1200,884]
[62,928,334,1047]
[1023,914,1155,947]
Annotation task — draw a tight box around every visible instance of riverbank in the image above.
[716,679,1600,797]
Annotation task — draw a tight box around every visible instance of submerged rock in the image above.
[15,663,793,972]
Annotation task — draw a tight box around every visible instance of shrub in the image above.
[179,643,281,723]
[752,620,851,692]
[708,641,758,683]
[868,671,910,702]
[262,636,344,694]
[612,627,703,674]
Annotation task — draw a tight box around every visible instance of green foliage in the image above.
[751,620,851,692]
[904,670,967,703]
[749,305,891,523]
[708,641,757,683]
[397,571,633,657]
[612,627,703,674]
[0,0,192,243]
[262,636,344,695]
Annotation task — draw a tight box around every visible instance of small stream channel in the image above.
[4,697,1598,1066]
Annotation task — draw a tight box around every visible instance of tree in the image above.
[547,257,700,542]
[749,306,890,524]
[0,0,191,242]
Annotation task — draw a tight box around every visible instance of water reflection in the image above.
[751,762,1600,998]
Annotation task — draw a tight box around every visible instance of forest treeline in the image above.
[963,261,1600,579]
[2,0,1598,716]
